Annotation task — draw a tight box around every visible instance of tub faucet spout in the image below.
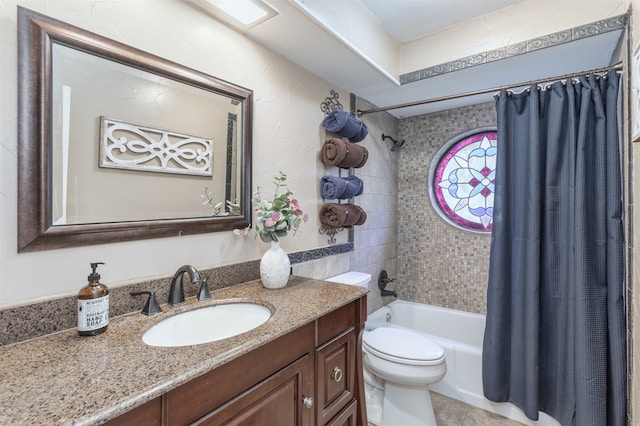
[381,289,398,297]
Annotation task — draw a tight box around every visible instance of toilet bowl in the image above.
[325,272,447,426]
[362,327,446,426]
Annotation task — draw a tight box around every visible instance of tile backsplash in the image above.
[0,260,260,346]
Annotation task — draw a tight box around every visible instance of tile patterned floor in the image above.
[431,392,524,426]
[368,392,524,426]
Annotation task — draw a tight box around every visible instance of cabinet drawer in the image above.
[315,328,356,426]
[317,301,357,346]
[326,399,358,426]
[103,396,162,426]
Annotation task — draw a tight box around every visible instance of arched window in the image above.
[428,128,497,233]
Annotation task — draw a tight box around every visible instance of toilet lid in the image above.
[363,327,445,364]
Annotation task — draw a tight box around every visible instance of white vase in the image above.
[260,241,291,289]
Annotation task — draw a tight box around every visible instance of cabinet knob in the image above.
[303,396,314,408]
[331,366,343,383]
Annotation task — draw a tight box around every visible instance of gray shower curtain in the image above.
[482,69,626,426]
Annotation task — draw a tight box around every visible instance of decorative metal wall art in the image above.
[320,90,343,115]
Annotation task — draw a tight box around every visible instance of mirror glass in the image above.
[51,44,242,224]
[18,7,252,251]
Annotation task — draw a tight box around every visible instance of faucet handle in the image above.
[197,279,212,301]
[130,291,163,316]
[378,270,395,289]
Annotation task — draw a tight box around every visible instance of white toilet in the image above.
[326,272,447,426]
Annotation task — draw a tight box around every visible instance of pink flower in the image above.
[265,218,275,227]
[303,213,309,223]
[290,199,299,208]
[294,209,303,217]
[271,211,282,221]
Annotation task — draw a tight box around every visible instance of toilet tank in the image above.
[325,272,371,288]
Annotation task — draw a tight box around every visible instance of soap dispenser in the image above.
[77,262,110,336]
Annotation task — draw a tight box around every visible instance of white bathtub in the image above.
[366,300,559,426]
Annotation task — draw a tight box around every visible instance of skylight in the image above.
[197,0,278,29]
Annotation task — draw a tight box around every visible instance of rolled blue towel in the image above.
[322,110,364,141]
[320,175,364,199]
[351,121,368,142]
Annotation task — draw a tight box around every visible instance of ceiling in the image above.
[360,0,524,43]
[230,0,625,118]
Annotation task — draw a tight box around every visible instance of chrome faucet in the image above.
[168,265,211,305]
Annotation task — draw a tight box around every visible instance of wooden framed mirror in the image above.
[17,7,253,252]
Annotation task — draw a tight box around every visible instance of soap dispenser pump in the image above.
[77,262,110,336]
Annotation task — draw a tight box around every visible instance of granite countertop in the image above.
[0,276,367,425]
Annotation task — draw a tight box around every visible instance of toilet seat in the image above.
[363,327,445,366]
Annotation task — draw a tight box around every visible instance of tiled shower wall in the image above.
[397,102,497,314]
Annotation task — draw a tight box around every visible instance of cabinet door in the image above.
[192,354,313,426]
[316,328,356,426]
[167,322,314,425]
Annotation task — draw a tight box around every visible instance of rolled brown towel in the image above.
[321,138,368,169]
[319,203,367,228]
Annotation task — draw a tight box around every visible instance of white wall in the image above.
[400,0,629,74]
[0,0,349,307]
[291,0,399,78]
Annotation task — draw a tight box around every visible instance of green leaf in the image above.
[259,232,272,243]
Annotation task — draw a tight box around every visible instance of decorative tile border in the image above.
[289,241,354,265]
[400,14,626,85]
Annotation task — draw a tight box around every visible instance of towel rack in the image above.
[319,90,348,244]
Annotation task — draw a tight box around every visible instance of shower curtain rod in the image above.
[357,63,623,116]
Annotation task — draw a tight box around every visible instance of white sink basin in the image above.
[142,303,272,347]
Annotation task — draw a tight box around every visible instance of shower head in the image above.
[390,139,405,151]
[382,134,406,151]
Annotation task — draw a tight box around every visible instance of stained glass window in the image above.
[428,128,497,233]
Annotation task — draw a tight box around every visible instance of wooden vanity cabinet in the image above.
[105,296,367,426]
